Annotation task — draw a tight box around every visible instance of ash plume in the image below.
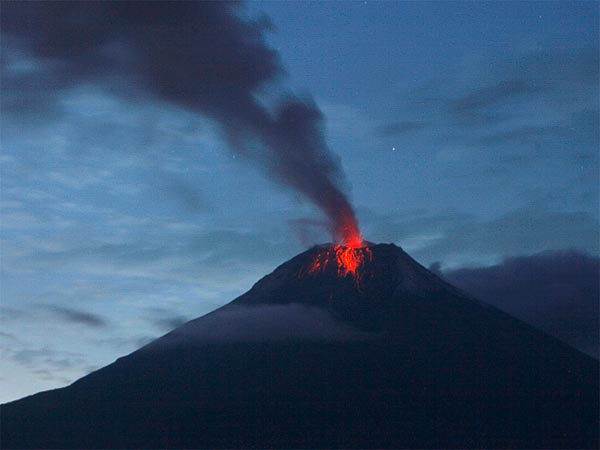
[1,1,361,243]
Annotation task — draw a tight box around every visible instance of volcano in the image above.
[2,243,598,448]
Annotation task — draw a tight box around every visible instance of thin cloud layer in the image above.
[374,47,598,154]
[367,204,599,268]
[46,306,108,328]
[151,304,373,346]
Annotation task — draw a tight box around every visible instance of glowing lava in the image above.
[302,213,372,289]
[336,211,364,249]
[305,241,373,290]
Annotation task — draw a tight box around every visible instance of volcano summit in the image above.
[2,244,598,448]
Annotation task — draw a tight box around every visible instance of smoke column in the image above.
[1,1,362,245]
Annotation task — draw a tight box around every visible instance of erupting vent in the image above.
[301,244,373,290]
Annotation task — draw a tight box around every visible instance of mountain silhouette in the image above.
[2,243,598,448]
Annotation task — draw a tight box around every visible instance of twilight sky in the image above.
[1,1,598,402]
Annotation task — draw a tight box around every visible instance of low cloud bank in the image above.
[151,304,371,346]
[435,250,599,358]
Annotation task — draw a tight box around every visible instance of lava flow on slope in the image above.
[301,230,373,290]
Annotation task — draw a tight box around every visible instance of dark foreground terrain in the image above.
[2,244,598,448]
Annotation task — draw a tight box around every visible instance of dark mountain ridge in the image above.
[2,243,598,448]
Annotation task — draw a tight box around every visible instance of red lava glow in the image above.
[306,244,373,290]
[301,214,372,289]
[337,212,364,249]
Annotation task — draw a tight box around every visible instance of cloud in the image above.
[149,304,373,346]
[3,222,295,283]
[449,48,599,120]
[154,315,189,332]
[45,306,108,328]
[0,307,27,321]
[504,48,599,87]
[425,206,599,262]
[159,178,211,213]
[366,203,599,268]
[475,107,599,151]
[436,250,599,358]
[450,79,543,116]
[372,121,426,137]
[378,47,598,140]
[0,39,65,122]
[9,347,88,372]
[0,331,20,343]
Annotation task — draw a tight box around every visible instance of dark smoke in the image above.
[1,1,360,243]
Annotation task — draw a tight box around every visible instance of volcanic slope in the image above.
[2,243,598,448]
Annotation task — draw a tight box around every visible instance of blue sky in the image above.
[1,1,598,402]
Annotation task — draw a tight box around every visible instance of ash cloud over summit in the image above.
[1,1,359,242]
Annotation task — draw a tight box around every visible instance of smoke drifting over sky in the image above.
[1,1,360,243]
